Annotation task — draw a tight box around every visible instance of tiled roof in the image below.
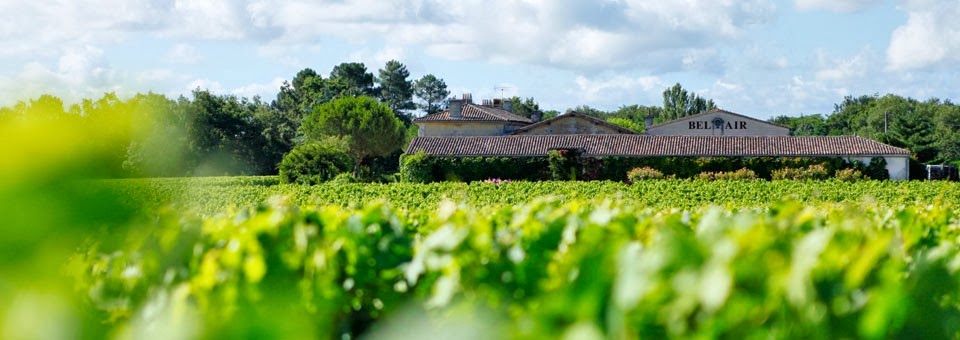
[406,135,910,157]
[414,104,532,124]
[646,109,790,130]
[509,111,639,135]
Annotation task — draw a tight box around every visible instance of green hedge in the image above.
[400,152,880,182]
[401,151,550,183]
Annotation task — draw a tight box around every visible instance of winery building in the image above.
[409,95,911,180]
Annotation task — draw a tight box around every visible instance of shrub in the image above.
[772,164,829,180]
[696,168,757,180]
[329,172,360,184]
[716,168,757,180]
[696,171,716,180]
[400,155,855,182]
[399,151,432,183]
[627,167,665,182]
[549,149,581,180]
[278,141,353,185]
[834,168,865,182]
[867,157,889,180]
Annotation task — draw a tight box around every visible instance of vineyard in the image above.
[99,176,959,214]
[56,178,960,338]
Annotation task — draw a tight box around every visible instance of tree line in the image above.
[1,65,956,180]
[0,60,451,178]
[770,95,960,164]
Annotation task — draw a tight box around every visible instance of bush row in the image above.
[401,151,891,183]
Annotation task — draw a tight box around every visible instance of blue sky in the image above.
[1,0,957,120]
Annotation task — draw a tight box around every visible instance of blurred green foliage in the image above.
[77,197,960,339]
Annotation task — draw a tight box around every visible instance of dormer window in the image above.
[712,118,724,129]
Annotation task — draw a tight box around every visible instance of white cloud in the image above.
[0,0,776,78]
[57,45,111,86]
[165,44,202,65]
[886,1,960,71]
[549,28,635,68]
[167,0,247,40]
[814,48,873,81]
[0,49,194,106]
[0,46,118,105]
[251,0,774,71]
[229,77,286,100]
[135,69,183,84]
[347,46,408,69]
[574,75,662,102]
[188,78,223,93]
[714,80,742,92]
[0,0,278,61]
[794,0,883,12]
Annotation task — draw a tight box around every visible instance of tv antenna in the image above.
[494,86,512,101]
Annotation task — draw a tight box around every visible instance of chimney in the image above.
[463,93,473,104]
[503,100,513,112]
[644,114,654,129]
[449,98,463,118]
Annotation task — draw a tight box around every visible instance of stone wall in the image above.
[418,121,524,136]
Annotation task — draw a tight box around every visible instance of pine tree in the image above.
[377,60,415,124]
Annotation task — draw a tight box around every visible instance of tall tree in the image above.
[75,92,133,176]
[377,60,415,124]
[931,100,960,163]
[329,62,376,97]
[568,105,607,117]
[890,110,937,163]
[299,96,405,175]
[769,114,829,136]
[292,68,330,111]
[255,99,300,173]
[413,74,450,115]
[662,83,716,121]
[24,94,70,121]
[508,97,541,118]
[123,93,193,177]
[185,89,268,175]
[826,94,877,136]
[271,68,330,159]
[605,117,645,132]
[610,104,663,129]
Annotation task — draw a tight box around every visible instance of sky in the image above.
[0,0,958,120]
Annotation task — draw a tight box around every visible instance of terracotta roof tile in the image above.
[406,135,910,157]
[414,104,532,124]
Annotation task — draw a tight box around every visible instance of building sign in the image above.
[688,118,746,130]
[646,109,791,136]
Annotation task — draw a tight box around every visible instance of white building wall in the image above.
[846,156,910,180]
